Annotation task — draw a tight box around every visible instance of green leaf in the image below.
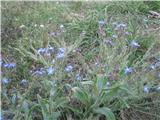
[96,77,106,94]
[50,112,61,120]
[72,87,90,105]
[37,95,50,120]
[94,107,115,120]
[80,81,93,85]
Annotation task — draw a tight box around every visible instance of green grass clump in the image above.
[1,1,160,120]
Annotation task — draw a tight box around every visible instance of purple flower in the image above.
[104,39,115,46]
[3,63,16,68]
[47,67,55,75]
[65,65,73,72]
[49,32,56,37]
[124,66,133,75]
[125,31,130,35]
[130,40,140,48]
[46,53,51,57]
[143,85,149,93]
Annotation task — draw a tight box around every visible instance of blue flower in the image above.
[37,46,54,55]
[130,40,140,48]
[47,67,55,75]
[149,64,156,70]
[34,71,44,75]
[65,65,73,72]
[56,53,65,59]
[106,82,111,88]
[143,85,149,93]
[48,46,54,52]
[125,31,130,35]
[115,23,127,30]
[112,34,118,39]
[59,48,65,53]
[49,32,56,37]
[158,73,160,78]
[76,73,81,80]
[155,61,160,68]
[56,48,65,59]
[104,39,115,46]
[95,62,100,67]
[34,68,46,76]
[2,78,11,85]
[124,66,133,75]
[3,63,16,68]
[46,53,51,58]
[37,48,46,54]
[156,86,160,92]
[98,20,106,26]
[0,59,3,66]
[20,79,28,86]
[0,114,3,120]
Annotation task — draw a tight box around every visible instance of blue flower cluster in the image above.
[3,63,16,68]
[65,65,73,72]
[56,47,65,59]
[114,23,127,30]
[47,67,55,75]
[33,67,55,76]
[130,40,140,48]
[37,45,54,55]
[124,66,133,75]
[2,78,11,85]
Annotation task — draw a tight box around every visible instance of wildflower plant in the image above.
[1,1,160,120]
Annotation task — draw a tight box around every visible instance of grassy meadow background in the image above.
[1,1,160,120]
